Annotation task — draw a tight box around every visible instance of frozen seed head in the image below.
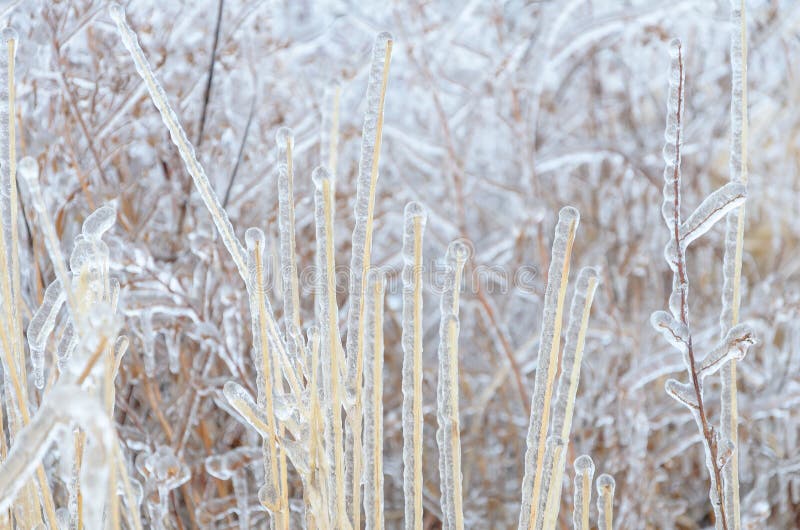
[1,27,18,44]
[108,3,125,22]
[312,165,333,188]
[275,127,294,150]
[574,454,595,475]
[244,227,266,251]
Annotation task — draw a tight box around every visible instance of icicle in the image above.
[140,309,155,378]
[362,270,385,530]
[573,455,594,530]
[401,201,426,530]
[519,206,579,530]
[541,267,599,530]
[27,279,64,389]
[344,32,393,530]
[223,381,271,439]
[81,205,116,240]
[596,474,615,530]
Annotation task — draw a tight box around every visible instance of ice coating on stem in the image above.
[541,267,599,529]
[81,205,116,240]
[519,206,579,530]
[312,166,348,528]
[573,455,595,530]
[362,270,385,530]
[696,323,754,380]
[276,127,301,353]
[596,474,615,530]
[650,310,689,354]
[0,385,113,530]
[660,39,684,274]
[721,2,748,527]
[27,279,64,389]
[244,227,284,523]
[19,156,76,316]
[436,313,463,530]
[223,381,271,439]
[109,4,247,280]
[436,240,467,530]
[400,201,426,530]
[680,182,746,248]
[141,309,155,378]
[344,33,392,529]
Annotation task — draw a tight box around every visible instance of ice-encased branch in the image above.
[519,206,579,530]
[401,201,426,530]
[680,182,746,248]
[696,323,755,380]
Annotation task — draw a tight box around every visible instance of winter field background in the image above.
[0,0,797,528]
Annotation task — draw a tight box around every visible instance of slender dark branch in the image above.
[176,0,224,236]
[223,89,256,208]
[670,45,729,530]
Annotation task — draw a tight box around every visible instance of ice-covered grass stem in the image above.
[518,206,578,530]
[344,32,392,530]
[401,201,426,530]
[720,1,748,527]
[436,240,468,530]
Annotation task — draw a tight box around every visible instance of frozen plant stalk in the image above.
[436,241,468,530]
[344,32,392,530]
[312,166,349,529]
[596,474,615,530]
[720,1,748,527]
[362,271,385,530]
[541,267,599,530]
[401,202,426,530]
[519,206,579,530]
[572,455,594,530]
